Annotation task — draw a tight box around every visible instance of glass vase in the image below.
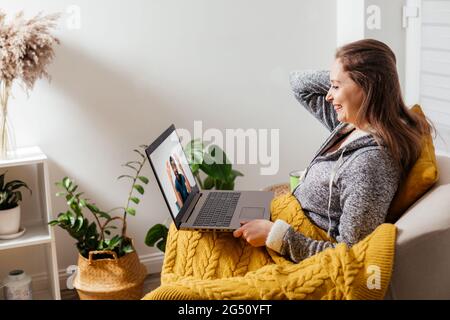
[0,81,17,160]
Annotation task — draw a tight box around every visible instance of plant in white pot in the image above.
[0,171,32,237]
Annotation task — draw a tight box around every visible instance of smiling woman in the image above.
[143,38,430,301]
[233,39,435,265]
[333,39,434,178]
[326,60,365,128]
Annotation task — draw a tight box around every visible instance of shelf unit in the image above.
[0,146,61,300]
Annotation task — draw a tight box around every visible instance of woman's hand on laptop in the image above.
[233,220,274,247]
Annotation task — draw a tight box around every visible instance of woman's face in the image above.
[170,160,179,175]
[326,59,365,128]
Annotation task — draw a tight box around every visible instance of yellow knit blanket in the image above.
[143,194,396,300]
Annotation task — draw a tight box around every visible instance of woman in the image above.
[166,155,192,209]
[233,39,433,263]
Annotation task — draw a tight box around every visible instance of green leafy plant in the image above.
[0,171,32,210]
[145,139,244,253]
[184,139,244,190]
[145,221,169,252]
[49,145,149,259]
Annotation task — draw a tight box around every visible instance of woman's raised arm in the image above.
[289,70,340,132]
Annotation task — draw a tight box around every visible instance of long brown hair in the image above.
[336,39,434,180]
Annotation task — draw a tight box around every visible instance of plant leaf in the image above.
[75,215,84,232]
[184,139,204,165]
[68,211,76,227]
[203,176,215,190]
[133,149,146,159]
[117,175,134,181]
[0,171,5,190]
[67,196,76,206]
[189,163,200,175]
[63,177,71,190]
[122,244,134,254]
[86,222,98,240]
[156,239,167,252]
[231,169,244,178]
[58,212,70,223]
[138,176,149,184]
[218,180,234,190]
[126,207,136,216]
[199,162,230,181]
[122,163,139,172]
[207,144,231,166]
[98,211,111,219]
[130,197,140,204]
[68,184,78,193]
[14,191,22,203]
[86,203,100,213]
[125,161,141,166]
[107,235,122,249]
[133,184,144,195]
[79,199,87,208]
[145,224,168,249]
[198,144,232,181]
[4,180,32,195]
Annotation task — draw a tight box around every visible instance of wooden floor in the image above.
[61,273,161,300]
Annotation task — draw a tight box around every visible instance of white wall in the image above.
[1,0,337,289]
[364,0,406,93]
[337,0,406,91]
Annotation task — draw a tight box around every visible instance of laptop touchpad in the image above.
[239,207,265,219]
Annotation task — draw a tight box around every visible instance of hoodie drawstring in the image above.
[326,147,346,238]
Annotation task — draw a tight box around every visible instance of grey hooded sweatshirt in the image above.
[265,70,401,263]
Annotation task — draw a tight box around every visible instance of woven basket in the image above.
[263,183,290,197]
[73,249,147,300]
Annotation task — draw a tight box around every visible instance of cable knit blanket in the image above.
[143,194,396,300]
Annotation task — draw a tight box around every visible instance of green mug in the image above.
[289,170,305,192]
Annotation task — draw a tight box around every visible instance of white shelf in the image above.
[0,223,51,251]
[0,146,47,168]
[0,146,61,300]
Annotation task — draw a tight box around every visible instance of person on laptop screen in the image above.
[166,154,192,210]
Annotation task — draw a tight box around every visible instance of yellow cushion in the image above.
[386,104,440,223]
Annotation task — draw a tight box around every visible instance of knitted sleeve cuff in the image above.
[265,219,291,253]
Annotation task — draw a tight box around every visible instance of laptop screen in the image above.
[147,129,197,219]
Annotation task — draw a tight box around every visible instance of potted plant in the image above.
[0,171,32,237]
[49,145,150,300]
[145,140,243,252]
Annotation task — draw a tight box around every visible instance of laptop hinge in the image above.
[181,192,202,224]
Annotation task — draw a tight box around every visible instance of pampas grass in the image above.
[0,10,60,92]
[0,10,60,158]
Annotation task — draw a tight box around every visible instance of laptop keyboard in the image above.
[193,192,241,227]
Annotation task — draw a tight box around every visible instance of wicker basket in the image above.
[73,249,147,300]
[263,183,290,197]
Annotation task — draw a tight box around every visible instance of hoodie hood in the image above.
[311,122,382,163]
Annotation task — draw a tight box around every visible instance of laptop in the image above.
[145,125,274,232]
